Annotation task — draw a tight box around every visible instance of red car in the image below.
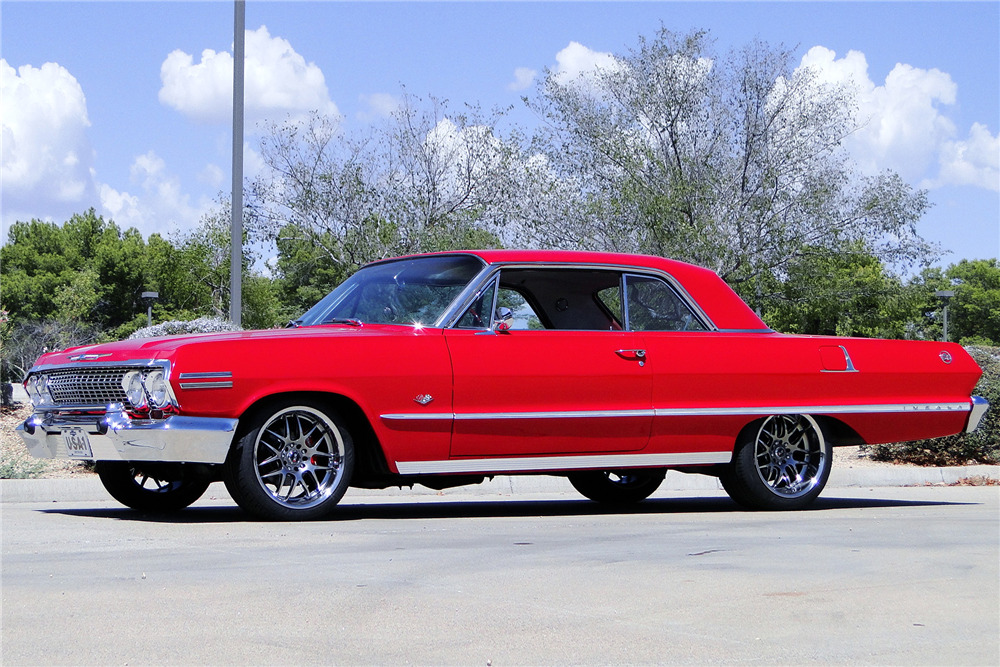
[18,251,989,519]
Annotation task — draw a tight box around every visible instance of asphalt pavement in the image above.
[2,485,997,665]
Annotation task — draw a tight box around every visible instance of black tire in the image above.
[223,399,354,520]
[568,469,666,504]
[721,414,832,510]
[95,461,212,512]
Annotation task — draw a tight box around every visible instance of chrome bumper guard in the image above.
[16,403,238,464]
[966,396,990,434]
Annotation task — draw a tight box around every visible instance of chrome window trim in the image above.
[395,451,733,475]
[438,266,501,328]
[622,272,713,333]
[442,261,720,332]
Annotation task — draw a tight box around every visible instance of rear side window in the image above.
[626,275,707,332]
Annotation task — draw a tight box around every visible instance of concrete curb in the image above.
[2,465,997,504]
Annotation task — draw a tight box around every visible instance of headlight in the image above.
[26,374,54,408]
[26,375,41,406]
[145,370,171,409]
[122,371,147,409]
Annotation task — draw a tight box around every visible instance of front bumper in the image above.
[17,404,238,464]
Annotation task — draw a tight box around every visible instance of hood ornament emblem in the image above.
[414,394,434,406]
[939,351,953,364]
[68,353,112,361]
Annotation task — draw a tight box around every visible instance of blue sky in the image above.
[3,1,998,270]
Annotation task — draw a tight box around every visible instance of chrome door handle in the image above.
[615,349,646,360]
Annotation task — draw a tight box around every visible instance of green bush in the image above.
[869,346,1000,465]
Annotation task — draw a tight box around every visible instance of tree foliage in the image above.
[0,208,284,378]
[248,95,511,295]
[525,28,936,285]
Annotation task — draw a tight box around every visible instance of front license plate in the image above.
[63,428,93,458]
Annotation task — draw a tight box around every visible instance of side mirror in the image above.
[493,306,513,332]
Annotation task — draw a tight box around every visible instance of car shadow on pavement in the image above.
[38,494,976,524]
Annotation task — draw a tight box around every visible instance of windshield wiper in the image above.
[323,317,363,326]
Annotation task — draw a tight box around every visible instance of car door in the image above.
[445,268,652,457]
[623,273,738,457]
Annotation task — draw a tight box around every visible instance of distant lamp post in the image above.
[935,290,955,342]
[141,291,159,328]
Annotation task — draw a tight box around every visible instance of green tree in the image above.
[755,243,915,338]
[249,96,508,291]
[902,260,1000,346]
[1,210,152,328]
[947,259,1000,345]
[525,28,935,287]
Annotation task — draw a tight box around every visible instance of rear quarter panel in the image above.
[644,332,981,450]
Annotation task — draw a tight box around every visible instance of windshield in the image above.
[295,254,486,327]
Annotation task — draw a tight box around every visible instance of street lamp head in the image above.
[934,290,955,298]
[141,291,159,300]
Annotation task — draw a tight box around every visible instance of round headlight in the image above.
[145,370,171,408]
[122,371,147,409]
[28,374,55,407]
[26,375,42,407]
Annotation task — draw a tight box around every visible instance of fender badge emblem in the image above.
[414,394,434,406]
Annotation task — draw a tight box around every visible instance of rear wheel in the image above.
[568,469,666,504]
[95,461,212,512]
[721,414,831,510]
[224,400,354,520]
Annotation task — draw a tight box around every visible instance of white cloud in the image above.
[158,25,339,126]
[100,151,212,237]
[932,122,1000,192]
[1,59,99,226]
[507,67,537,91]
[358,92,402,121]
[799,46,998,191]
[553,42,619,85]
[198,163,226,188]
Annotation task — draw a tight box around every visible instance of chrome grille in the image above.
[44,366,145,408]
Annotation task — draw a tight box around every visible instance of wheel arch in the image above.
[233,391,391,484]
[733,413,864,449]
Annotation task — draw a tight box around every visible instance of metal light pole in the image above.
[935,290,955,342]
[230,0,245,327]
[141,291,159,328]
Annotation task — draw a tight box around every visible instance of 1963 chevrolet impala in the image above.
[17,251,989,519]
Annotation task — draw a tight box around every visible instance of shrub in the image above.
[868,346,1000,465]
[127,317,242,339]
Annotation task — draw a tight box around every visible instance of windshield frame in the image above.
[295,253,489,329]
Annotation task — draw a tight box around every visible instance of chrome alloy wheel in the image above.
[252,406,346,509]
[752,414,827,498]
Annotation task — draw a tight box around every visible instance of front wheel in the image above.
[721,414,831,510]
[568,469,666,504]
[95,461,212,512]
[224,400,354,520]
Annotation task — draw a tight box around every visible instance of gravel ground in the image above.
[0,402,92,478]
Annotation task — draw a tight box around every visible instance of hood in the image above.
[31,323,424,368]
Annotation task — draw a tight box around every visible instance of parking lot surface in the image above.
[2,485,998,665]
